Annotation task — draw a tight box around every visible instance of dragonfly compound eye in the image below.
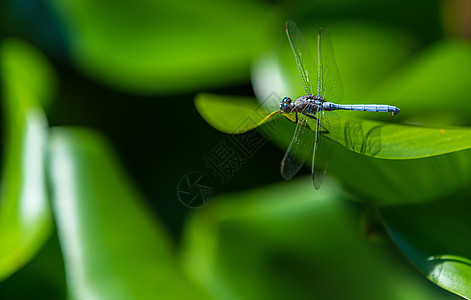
[280,97,293,113]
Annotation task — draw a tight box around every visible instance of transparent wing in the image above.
[362,125,382,156]
[285,20,318,95]
[312,110,339,190]
[318,27,343,103]
[344,120,382,156]
[344,120,364,153]
[280,110,316,181]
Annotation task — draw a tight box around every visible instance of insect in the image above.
[267,20,400,189]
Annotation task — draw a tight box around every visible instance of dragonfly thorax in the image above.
[280,95,325,114]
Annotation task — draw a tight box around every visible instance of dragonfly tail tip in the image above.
[392,107,400,116]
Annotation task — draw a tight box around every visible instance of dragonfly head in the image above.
[280,97,293,113]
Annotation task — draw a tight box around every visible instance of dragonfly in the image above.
[265,20,400,190]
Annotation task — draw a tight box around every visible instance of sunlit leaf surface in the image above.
[0,39,53,280]
[195,93,280,134]
[49,127,205,300]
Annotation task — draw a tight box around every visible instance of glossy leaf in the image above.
[335,119,471,159]
[49,127,205,300]
[195,93,471,159]
[180,177,457,299]
[0,39,53,280]
[195,93,281,134]
[380,197,471,299]
[47,0,272,94]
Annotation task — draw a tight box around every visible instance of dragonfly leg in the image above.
[282,112,298,124]
[306,113,330,134]
[302,113,319,131]
[305,113,317,120]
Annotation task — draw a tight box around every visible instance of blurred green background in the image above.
[1,0,471,299]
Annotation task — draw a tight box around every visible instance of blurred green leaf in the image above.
[196,93,471,159]
[331,22,420,101]
[180,177,458,299]
[48,127,206,299]
[0,39,53,281]
[380,196,471,299]
[47,0,273,94]
[0,233,66,299]
[369,38,471,118]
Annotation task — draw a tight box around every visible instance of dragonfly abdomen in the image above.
[324,102,400,116]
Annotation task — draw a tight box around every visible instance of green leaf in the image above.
[195,93,471,159]
[369,38,471,115]
[195,93,279,134]
[380,196,471,299]
[329,147,471,206]
[48,127,206,300]
[335,119,471,159]
[195,93,471,206]
[47,0,273,94]
[180,177,456,299]
[0,39,54,280]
